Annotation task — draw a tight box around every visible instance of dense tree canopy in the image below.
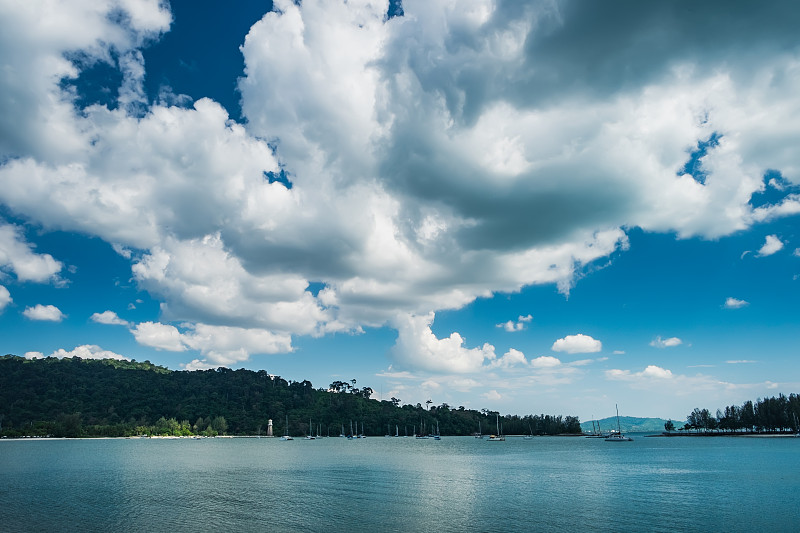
[683,394,800,433]
[0,355,581,438]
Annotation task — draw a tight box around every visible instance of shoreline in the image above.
[645,432,799,438]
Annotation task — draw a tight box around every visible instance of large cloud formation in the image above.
[2,0,800,368]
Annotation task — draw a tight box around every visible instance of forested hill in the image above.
[0,355,582,438]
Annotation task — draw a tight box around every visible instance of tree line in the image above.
[0,355,581,438]
[664,393,800,434]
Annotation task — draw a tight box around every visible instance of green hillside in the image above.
[0,355,581,438]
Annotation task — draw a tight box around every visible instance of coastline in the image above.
[646,432,799,438]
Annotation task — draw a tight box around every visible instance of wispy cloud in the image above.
[650,336,682,348]
[482,390,502,401]
[496,314,533,332]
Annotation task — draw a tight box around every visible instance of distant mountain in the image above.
[581,416,669,434]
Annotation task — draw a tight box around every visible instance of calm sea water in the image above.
[1,435,799,532]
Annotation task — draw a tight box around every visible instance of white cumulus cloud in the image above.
[0,285,11,312]
[0,223,62,283]
[606,365,674,381]
[49,345,129,361]
[530,355,563,368]
[129,320,293,366]
[723,297,749,309]
[130,321,186,352]
[488,348,528,369]
[23,304,64,322]
[551,334,602,354]
[390,312,496,373]
[757,235,784,257]
[90,310,131,326]
[26,345,128,361]
[3,0,800,366]
[181,323,293,366]
[180,359,220,371]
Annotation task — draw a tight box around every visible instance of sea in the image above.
[1,434,798,532]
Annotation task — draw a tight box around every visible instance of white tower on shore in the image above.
[267,419,273,437]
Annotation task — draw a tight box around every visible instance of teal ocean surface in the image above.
[2,435,799,532]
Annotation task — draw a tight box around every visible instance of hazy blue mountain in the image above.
[581,416,669,434]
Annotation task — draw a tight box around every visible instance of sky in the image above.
[1,0,799,422]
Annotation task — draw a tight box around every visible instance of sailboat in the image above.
[416,419,428,439]
[488,414,505,441]
[305,419,316,440]
[475,419,483,439]
[434,420,441,440]
[523,423,533,440]
[280,415,293,441]
[605,405,633,442]
[585,415,608,438]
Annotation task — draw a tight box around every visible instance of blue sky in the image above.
[1,0,799,421]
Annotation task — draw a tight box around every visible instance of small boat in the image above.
[475,419,483,439]
[605,405,633,442]
[305,419,316,440]
[488,414,505,441]
[434,420,441,440]
[280,415,293,441]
